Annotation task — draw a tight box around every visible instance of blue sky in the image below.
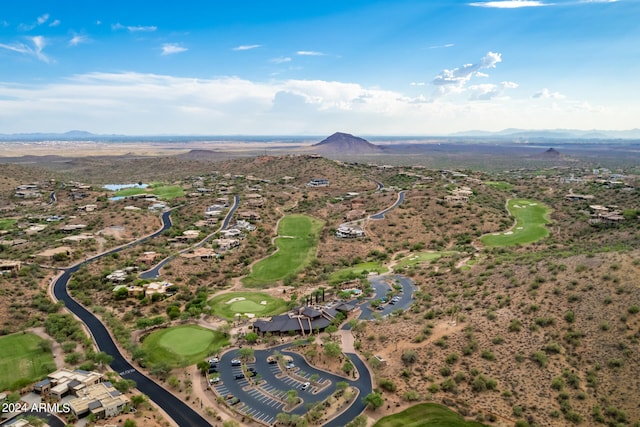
[1,0,637,135]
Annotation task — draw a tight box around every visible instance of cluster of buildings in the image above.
[253,302,355,336]
[112,281,175,299]
[33,368,129,420]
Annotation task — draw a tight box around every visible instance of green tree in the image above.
[238,347,254,361]
[324,342,342,359]
[363,392,384,410]
[245,332,259,344]
[124,420,137,427]
[286,389,299,407]
[197,361,210,375]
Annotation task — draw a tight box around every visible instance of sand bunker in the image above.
[226,297,246,304]
[260,301,267,305]
[504,231,514,235]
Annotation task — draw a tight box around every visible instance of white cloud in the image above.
[0,72,630,135]
[428,43,455,49]
[470,0,548,7]
[0,36,50,63]
[232,44,261,51]
[69,34,91,47]
[37,14,50,25]
[49,19,61,27]
[271,57,292,64]
[296,51,325,56]
[411,82,426,86]
[161,43,188,55]
[532,88,566,99]
[432,51,502,88]
[469,81,518,100]
[112,23,157,32]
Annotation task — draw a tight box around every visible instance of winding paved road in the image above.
[140,195,239,279]
[52,210,213,427]
[369,190,405,220]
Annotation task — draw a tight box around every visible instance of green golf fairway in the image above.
[480,199,550,247]
[0,333,56,391]
[374,403,488,427]
[243,214,324,286]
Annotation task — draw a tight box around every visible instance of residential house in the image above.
[213,238,240,251]
[137,251,159,266]
[0,260,21,274]
[67,381,129,420]
[238,211,261,222]
[38,368,103,400]
[307,178,329,187]
[336,225,365,239]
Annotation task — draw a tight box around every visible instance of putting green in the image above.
[230,300,268,313]
[209,292,288,320]
[142,325,229,367]
[480,199,551,247]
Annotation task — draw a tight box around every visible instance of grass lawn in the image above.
[243,214,324,287]
[0,218,17,231]
[480,199,550,247]
[208,292,288,320]
[485,181,514,191]
[329,262,388,285]
[0,333,56,391]
[141,325,229,367]
[114,184,184,200]
[374,403,488,427]
[394,251,456,269]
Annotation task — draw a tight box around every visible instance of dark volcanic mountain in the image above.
[542,147,560,157]
[311,132,384,155]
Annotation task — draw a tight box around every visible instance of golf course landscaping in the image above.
[113,183,184,200]
[329,261,388,285]
[373,403,488,427]
[0,333,56,391]
[141,325,229,367]
[480,199,551,247]
[208,291,288,320]
[242,214,324,287]
[393,251,457,270]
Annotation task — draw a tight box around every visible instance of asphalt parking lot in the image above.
[211,346,371,426]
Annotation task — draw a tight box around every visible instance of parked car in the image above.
[285,362,295,369]
[376,305,384,311]
[247,367,256,372]
[208,366,217,374]
[267,358,278,364]
[209,377,220,384]
[228,397,240,406]
[208,357,219,364]
[231,359,241,366]
[301,382,310,391]
[234,373,245,379]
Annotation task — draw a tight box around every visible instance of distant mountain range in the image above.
[450,128,640,139]
[1,128,640,141]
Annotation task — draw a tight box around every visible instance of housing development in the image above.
[0,132,639,427]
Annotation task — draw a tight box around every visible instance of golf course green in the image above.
[0,333,56,391]
[208,292,288,319]
[373,403,488,427]
[480,199,550,247]
[141,325,229,367]
[243,214,324,287]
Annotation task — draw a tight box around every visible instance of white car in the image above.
[285,362,295,369]
[301,382,310,391]
[209,357,219,364]
[231,359,241,366]
[209,377,220,384]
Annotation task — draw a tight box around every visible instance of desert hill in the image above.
[312,132,384,155]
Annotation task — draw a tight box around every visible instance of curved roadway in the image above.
[52,210,213,427]
[369,190,405,220]
[140,195,240,279]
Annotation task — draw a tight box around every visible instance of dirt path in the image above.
[27,327,65,369]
